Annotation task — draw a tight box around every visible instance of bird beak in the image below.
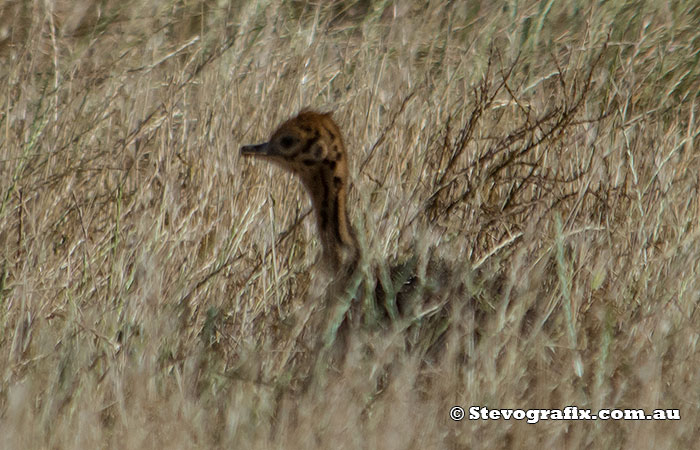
[240,142,272,157]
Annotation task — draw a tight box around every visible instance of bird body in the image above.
[240,109,466,370]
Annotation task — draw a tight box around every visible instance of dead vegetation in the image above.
[1,1,698,448]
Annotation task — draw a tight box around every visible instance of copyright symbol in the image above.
[450,406,465,421]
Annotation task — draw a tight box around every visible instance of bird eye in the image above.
[280,136,297,149]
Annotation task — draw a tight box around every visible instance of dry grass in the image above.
[1,0,699,448]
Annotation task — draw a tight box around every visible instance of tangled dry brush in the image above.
[0,1,698,448]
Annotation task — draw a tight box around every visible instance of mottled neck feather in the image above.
[301,164,359,273]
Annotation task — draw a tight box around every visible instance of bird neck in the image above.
[301,168,359,273]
